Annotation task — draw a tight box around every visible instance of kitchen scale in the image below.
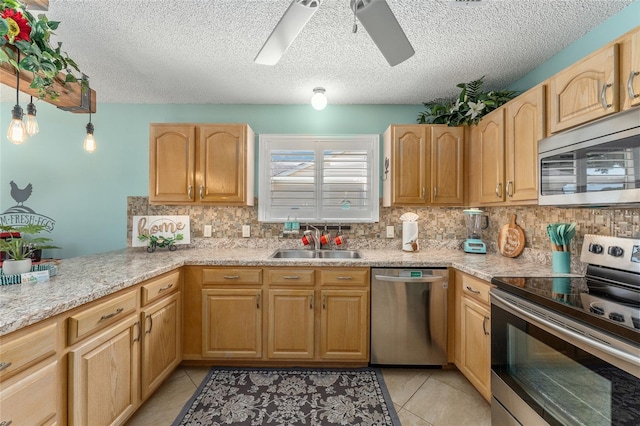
[463,208,488,254]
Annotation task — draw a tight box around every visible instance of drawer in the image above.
[461,273,491,305]
[67,289,137,345]
[0,359,57,426]
[0,322,57,382]
[141,270,180,306]
[319,269,369,287]
[202,268,262,285]
[267,269,315,286]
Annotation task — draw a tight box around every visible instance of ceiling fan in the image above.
[254,0,415,67]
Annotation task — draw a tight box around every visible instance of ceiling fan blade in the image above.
[352,0,415,66]
[255,0,321,66]
[23,0,49,11]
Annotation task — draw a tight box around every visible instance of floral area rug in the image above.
[172,367,400,426]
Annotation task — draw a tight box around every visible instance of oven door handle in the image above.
[491,292,640,366]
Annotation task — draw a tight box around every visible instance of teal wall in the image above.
[508,0,640,92]
[1,1,638,258]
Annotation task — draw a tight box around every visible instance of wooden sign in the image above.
[498,214,525,258]
[132,215,190,247]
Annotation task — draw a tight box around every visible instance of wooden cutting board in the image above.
[498,214,525,258]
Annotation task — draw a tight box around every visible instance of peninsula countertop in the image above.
[0,246,575,336]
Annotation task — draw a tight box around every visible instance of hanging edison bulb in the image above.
[83,121,96,153]
[24,97,39,136]
[7,104,26,144]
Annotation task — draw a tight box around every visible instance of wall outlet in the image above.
[203,225,212,237]
[386,226,395,238]
[242,225,251,238]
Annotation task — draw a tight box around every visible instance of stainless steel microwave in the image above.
[538,108,640,207]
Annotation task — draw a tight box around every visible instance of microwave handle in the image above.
[491,292,640,366]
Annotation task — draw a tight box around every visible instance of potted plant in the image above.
[0,224,58,275]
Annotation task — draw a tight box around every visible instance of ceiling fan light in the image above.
[311,87,327,110]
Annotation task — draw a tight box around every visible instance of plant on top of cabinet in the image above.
[417,77,517,126]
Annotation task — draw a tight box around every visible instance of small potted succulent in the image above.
[0,224,58,275]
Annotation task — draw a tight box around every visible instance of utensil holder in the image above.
[552,251,571,273]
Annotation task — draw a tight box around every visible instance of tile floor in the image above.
[125,366,491,426]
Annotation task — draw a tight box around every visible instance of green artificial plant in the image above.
[417,76,518,126]
[0,224,59,260]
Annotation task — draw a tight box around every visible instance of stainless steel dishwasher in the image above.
[371,268,448,365]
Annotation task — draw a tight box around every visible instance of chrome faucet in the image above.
[304,225,320,252]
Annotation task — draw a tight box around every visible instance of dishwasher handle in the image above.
[374,274,444,283]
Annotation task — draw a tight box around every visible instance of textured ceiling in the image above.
[13,0,637,105]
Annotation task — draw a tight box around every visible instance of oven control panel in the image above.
[581,235,640,273]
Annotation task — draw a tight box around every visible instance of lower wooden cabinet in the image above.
[68,314,140,426]
[319,289,369,360]
[267,289,315,359]
[141,291,182,400]
[0,359,58,426]
[202,288,263,358]
[454,270,491,402]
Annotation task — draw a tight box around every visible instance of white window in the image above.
[258,134,379,223]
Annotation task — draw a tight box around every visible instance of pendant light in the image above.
[25,96,39,136]
[83,79,96,153]
[7,53,26,145]
[311,87,327,110]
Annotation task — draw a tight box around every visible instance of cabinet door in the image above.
[549,44,618,133]
[0,359,58,426]
[267,289,315,359]
[68,316,139,426]
[202,289,262,358]
[473,108,505,204]
[319,290,369,361]
[140,292,181,400]
[622,28,640,109]
[430,126,464,205]
[198,124,248,204]
[391,126,428,204]
[460,297,491,402]
[504,85,544,203]
[149,124,196,203]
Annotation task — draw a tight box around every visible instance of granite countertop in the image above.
[0,245,576,337]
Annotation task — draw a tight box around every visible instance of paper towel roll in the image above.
[402,222,418,252]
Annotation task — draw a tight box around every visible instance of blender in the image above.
[463,208,488,253]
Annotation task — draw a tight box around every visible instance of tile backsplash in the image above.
[128,196,639,256]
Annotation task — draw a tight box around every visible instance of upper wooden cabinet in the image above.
[469,85,544,206]
[620,26,640,110]
[382,124,464,206]
[149,123,255,206]
[504,85,545,202]
[548,44,618,133]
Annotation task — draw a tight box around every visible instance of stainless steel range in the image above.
[490,234,640,426]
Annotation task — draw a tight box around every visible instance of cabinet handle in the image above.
[100,307,124,321]
[0,420,13,426]
[628,71,640,99]
[199,185,204,200]
[433,186,437,200]
[0,361,12,372]
[256,293,261,309]
[133,321,141,342]
[495,182,502,198]
[422,187,426,200]
[310,294,314,310]
[145,315,153,334]
[336,276,353,280]
[223,275,240,279]
[482,316,490,336]
[600,83,612,109]
[506,181,513,197]
[188,185,193,200]
[322,295,326,310]
[283,275,299,280]
[158,283,173,293]
[466,285,481,295]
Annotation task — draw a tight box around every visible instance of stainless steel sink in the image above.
[270,249,361,259]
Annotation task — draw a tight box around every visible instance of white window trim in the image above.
[258,134,379,223]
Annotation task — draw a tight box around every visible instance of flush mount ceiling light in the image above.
[311,87,327,110]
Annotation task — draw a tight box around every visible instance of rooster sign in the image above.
[0,180,56,232]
